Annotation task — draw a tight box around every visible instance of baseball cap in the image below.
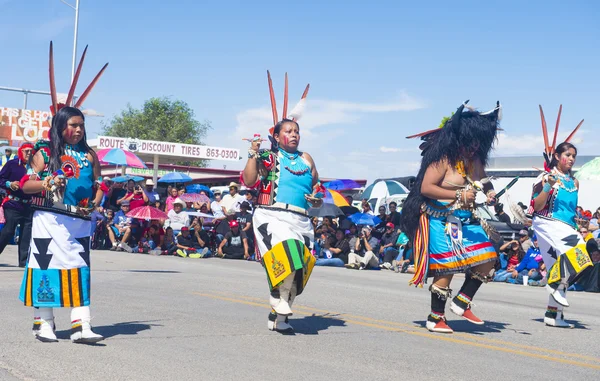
[345,229,351,235]
[181,226,189,232]
[229,220,239,228]
[518,229,529,237]
[386,222,395,229]
[121,200,130,206]
[240,201,251,209]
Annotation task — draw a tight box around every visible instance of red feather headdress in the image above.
[48,41,109,115]
[266,71,310,136]
[538,105,584,171]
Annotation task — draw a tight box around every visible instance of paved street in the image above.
[0,246,599,381]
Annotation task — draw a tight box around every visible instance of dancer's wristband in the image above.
[542,183,552,193]
[5,181,10,188]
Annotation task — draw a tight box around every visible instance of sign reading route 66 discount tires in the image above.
[96,136,240,161]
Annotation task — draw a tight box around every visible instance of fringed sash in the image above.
[409,212,430,287]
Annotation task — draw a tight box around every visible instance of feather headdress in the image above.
[538,105,584,170]
[48,41,109,115]
[266,71,310,136]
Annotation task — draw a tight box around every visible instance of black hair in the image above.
[550,142,577,172]
[389,201,397,207]
[47,107,96,174]
[400,107,500,240]
[273,118,300,136]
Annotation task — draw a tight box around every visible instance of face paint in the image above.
[283,136,289,146]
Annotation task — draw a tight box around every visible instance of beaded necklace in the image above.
[279,149,310,176]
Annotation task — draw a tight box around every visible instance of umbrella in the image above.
[361,180,408,200]
[575,157,600,180]
[347,213,382,226]
[126,206,168,221]
[323,179,361,191]
[187,211,218,219]
[180,193,211,205]
[112,175,144,183]
[340,205,360,215]
[97,148,147,169]
[323,189,350,207]
[186,184,213,197]
[158,172,193,183]
[308,203,344,217]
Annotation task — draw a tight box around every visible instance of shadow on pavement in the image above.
[531,318,589,330]
[412,319,525,335]
[56,320,162,340]
[127,270,182,274]
[289,313,347,335]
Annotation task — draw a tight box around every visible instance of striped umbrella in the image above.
[97,148,147,169]
[361,180,408,200]
[323,189,350,207]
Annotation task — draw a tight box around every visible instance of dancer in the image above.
[0,143,34,267]
[402,101,502,333]
[18,42,108,343]
[530,106,592,328]
[241,72,321,333]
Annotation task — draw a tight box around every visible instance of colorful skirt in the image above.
[19,210,91,308]
[428,208,496,276]
[532,215,592,287]
[253,207,315,294]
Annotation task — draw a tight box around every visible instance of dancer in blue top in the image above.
[242,72,322,333]
[530,106,592,328]
[19,42,108,343]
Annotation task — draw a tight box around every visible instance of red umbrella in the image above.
[179,193,210,205]
[126,206,168,220]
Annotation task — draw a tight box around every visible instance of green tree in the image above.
[102,97,211,166]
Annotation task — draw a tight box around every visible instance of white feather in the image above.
[506,194,530,224]
[288,98,307,121]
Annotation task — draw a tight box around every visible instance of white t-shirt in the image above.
[166,209,190,231]
[220,193,244,213]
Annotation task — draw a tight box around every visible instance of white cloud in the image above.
[494,130,586,156]
[232,91,426,142]
[379,146,418,153]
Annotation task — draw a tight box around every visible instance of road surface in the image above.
[0,246,599,380]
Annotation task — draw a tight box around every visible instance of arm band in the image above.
[4,181,10,188]
[542,183,552,193]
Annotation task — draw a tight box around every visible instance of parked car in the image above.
[476,203,525,249]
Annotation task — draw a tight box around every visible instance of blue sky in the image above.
[0,0,598,181]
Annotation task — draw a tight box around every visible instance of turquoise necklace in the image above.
[279,149,310,176]
[65,144,89,168]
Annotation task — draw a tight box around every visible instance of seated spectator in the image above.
[388,202,401,227]
[217,220,249,259]
[144,179,160,204]
[118,180,148,210]
[236,201,254,255]
[108,201,133,252]
[165,198,190,235]
[494,203,512,224]
[176,226,209,258]
[191,219,211,256]
[133,224,164,254]
[346,224,359,253]
[160,227,178,255]
[361,200,374,215]
[494,239,524,282]
[316,228,350,267]
[379,223,399,269]
[165,187,179,213]
[106,181,126,212]
[372,206,388,239]
[392,231,411,273]
[518,229,532,253]
[346,226,379,270]
[506,236,543,284]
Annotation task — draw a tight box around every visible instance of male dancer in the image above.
[402,101,502,333]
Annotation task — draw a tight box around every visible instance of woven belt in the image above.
[260,202,308,216]
[8,195,31,204]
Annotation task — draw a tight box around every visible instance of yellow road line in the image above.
[193,291,600,371]
[211,291,600,363]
